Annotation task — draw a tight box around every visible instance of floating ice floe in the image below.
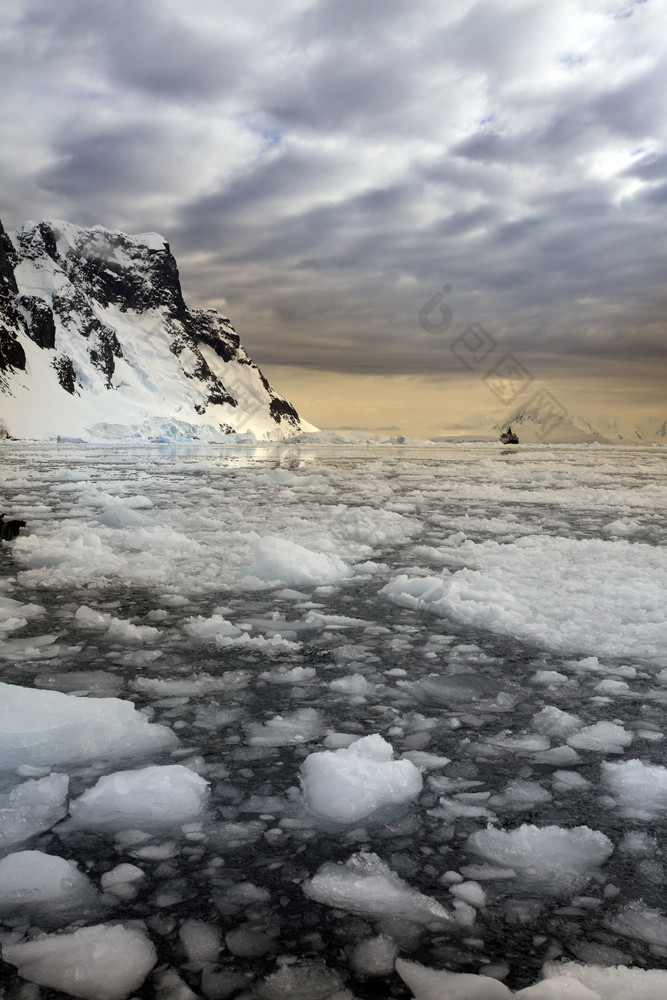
[381,534,667,660]
[414,672,506,706]
[178,918,222,967]
[350,934,399,977]
[537,960,667,999]
[74,604,160,642]
[0,772,69,848]
[100,862,145,899]
[0,850,101,928]
[248,958,354,1000]
[466,824,613,894]
[396,957,513,999]
[531,706,583,738]
[245,707,324,747]
[0,682,177,769]
[303,852,453,926]
[566,722,632,753]
[68,764,209,834]
[605,901,667,956]
[602,759,667,819]
[249,536,350,586]
[2,923,157,1000]
[35,669,123,696]
[397,956,667,999]
[301,734,423,823]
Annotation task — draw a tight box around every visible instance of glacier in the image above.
[0,439,666,998]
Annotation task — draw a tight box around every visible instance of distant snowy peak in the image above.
[493,401,667,445]
[0,218,316,441]
[495,404,613,444]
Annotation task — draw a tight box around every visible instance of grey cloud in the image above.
[2,0,666,395]
[37,126,166,199]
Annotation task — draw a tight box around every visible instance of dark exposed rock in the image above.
[0,221,19,299]
[0,222,26,380]
[52,355,78,394]
[53,289,106,339]
[17,295,56,349]
[184,309,241,363]
[38,222,59,262]
[269,395,301,425]
[63,229,187,320]
[89,328,123,387]
[208,386,237,407]
[0,331,26,377]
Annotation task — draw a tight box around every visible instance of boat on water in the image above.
[500,426,519,444]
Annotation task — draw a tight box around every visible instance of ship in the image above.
[500,426,519,444]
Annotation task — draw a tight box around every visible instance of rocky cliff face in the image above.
[0,219,314,440]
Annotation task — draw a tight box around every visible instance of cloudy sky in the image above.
[2,0,666,435]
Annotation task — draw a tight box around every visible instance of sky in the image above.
[1,0,666,437]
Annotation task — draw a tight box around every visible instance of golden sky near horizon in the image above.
[263,358,666,438]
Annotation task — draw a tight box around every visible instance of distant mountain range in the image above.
[0,219,316,441]
[495,401,666,444]
[442,401,666,444]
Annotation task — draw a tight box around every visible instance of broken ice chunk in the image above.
[602,759,667,819]
[69,764,209,834]
[0,850,101,928]
[303,851,452,927]
[301,734,422,823]
[466,824,613,895]
[245,707,323,747]
[0,681,176,769]
[567,722,632,753]
[2,923,156,1000]
[396,958,512,999]
[0,773,69,848]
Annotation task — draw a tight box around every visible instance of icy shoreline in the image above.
[0,441,666,999]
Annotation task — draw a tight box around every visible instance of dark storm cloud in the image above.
[2,0,667,387]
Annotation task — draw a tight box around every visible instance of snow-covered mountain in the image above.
[489,401,667,445]
[0,219,316,441]
[494,402,613,444]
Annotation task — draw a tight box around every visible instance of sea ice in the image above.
[466,824,613,894]
[100,862,145,899]
[251,958,353,1000]
[301,734,422,823]
[514,977,601,998]
[68,764,209,833]
[531,706,582,738]
[602,759,667,818]
[416,672,504,705]
[539,960,667,1000]
[2,923,157,1000]
[249,536,350,586]
[606,901,667,954]
[75,604,160,642]
[245,707,323,746]
[0,772,69,848]
[303,851,452,926]
[350,934,399,976]
[396,958,513,999]
[567,722,632,753]
[0,850,100,928]
[179,918,222,966]
[329,672,375,696]
[489,780,552,812]
[0,682,176,769]
[381,533,667,659]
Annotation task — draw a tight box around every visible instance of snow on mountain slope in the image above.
[0,219,316,441]
[484,405,666,445]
